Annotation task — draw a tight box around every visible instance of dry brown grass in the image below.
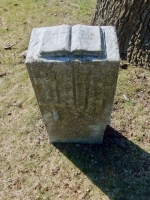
[0,0,150,199]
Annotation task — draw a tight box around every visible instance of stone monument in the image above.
[26,24,120,144]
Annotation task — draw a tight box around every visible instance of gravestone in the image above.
[26,24,120,144]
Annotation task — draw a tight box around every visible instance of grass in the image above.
[0,0,150,199]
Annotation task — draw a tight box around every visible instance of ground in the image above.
[0,0,150,200]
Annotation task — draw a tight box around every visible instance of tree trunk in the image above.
[92,0,150,68]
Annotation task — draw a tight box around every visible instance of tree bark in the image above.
[92,0,150,68]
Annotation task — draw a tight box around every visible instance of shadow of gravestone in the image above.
[53,125,150,200]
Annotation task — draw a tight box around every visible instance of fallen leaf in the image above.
[4,43,15,50]
[13,4,20,6]
[123,94,129,101]
[0,72,6,77]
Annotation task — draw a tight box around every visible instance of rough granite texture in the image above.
[26,24,120,144]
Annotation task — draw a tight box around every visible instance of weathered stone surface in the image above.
[40,25,71,56]
[71,24,102,56]
[26,25,120,144]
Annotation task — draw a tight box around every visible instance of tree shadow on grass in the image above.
[53,125,150,200]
